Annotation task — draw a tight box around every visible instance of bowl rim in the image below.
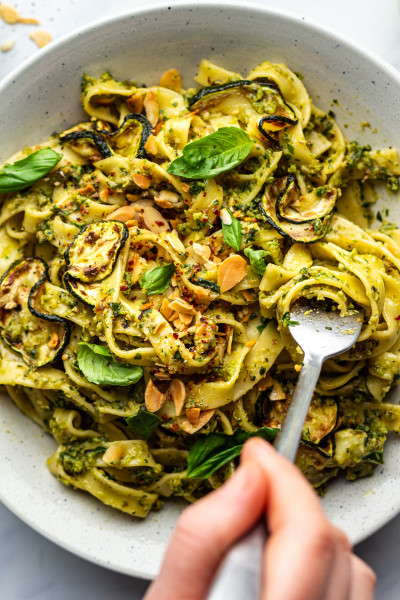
[2,0,400,576]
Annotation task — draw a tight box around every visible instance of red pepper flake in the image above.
[120,285,128,291]
[173,332,179,339]
[395,315,400,321]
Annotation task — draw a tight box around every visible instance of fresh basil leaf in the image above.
[126,408,161,439]
[187,427,278,479]
[0,148,62,193]
[167,127,254,179]
[244,246,270,276]
[221,208,242,251]
[140,263,175,295]
[256,316,269,333]
[77,342,143,386]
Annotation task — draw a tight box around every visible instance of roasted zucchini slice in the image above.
[65,220,128,284]
[59,129,113,160]
[63,275,103,307]
[104,113,153,158]
[189,79,297,141]
[259,176,335,242]
[0,257,70,367]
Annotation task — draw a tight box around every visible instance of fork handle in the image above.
[274,353,323,461]
[207,352,322,600]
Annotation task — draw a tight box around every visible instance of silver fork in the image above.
[208,300,363,600]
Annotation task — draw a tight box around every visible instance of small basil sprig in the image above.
[0,148,62,193]
[187,427,278,479]
[126,408,161,439]
[221,208,242,251]
[140,263,175,295]
[77,342,143,386]
[244,246,270,275]
[167,127,254,179]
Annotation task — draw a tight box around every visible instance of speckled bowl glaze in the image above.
[1,0,400,579]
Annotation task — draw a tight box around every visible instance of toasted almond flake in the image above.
[140,301,154,311]
[18,17,39,24]
[153,321,166,334]
[242,290,253,302]
[160,298,174,320]
[170,379,186,416]
[181,183,190,193]
[126,192,141,203]
[226,325,233,355]
[47,331,59,349]
[179,313,193,326]
[154,196,173,209]
[169,310,180,321]
[159,68,182,92]
[0,4,19,24]
[62,353,68,361]
[242,312,251,323]
[106,205,136,223]
[186,407,200,426]
[77,183,95,196]
[154,370,170,380]
[30,30,52,48]
[132,173,151,189]
[270,381,286,401]
[245,339,256,348]
[217,254,247,293]
[142,205,171,233]
[159,189,180,204]
[294,364,302,372]
[103,444,125,464]
[144,134,157,155]
[168,297,197,315]
[127,92,144,113]
[193,242,211,261]
[145,379,166,412]
[220,208,232,225]
[126,218,138,228]
[173,317,184,330]
[1,38,15,52]
[178,409,215,434]
[143,90,159,127]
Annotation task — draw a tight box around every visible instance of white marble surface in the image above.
[1,0,400,598]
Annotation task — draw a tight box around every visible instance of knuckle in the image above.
[356,558,377,588]
[306,520,338,560]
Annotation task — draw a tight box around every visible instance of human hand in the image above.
[144,437,376,600]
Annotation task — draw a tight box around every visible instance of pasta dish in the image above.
[1,59,400,518]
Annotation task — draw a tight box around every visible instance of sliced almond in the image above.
[217,255,247,293]
[186,407,200,426]
[178,409,215,434]
[132,173,151,189]
[1,38,15,52]
[159,190,180,204]
[179,313,193,327]
[127,92,144,113]
[145,379,166,412]
[181,183,190,193]
[143,90,159,128]
[47,331,59,349]
[159,68,182,92]
[103,443,125,464]
[142,205,171,233]
[154,197,173,209]
[170,379,186,416]
[168,297,197,315]
[160,298,174,320]
[0,4,19,24]
[18,17,39,24]
[193,242,211,261]
[106,205,136,223]
[144,134,157,155]
[29,30,52,48]
[77,183,95,196]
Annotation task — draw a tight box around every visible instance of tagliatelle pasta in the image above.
[1,58,400,518]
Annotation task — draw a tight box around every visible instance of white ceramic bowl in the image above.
[1,0,400,579]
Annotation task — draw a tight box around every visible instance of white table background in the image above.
[1,0,400,598]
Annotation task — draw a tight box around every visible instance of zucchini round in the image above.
[0,257,70,367]
[59,130,113,159]
[104,113,153,159]
[65,220,128,284]
[259,177,335,243]
[189,79,298,142]
[63,274,101,307]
